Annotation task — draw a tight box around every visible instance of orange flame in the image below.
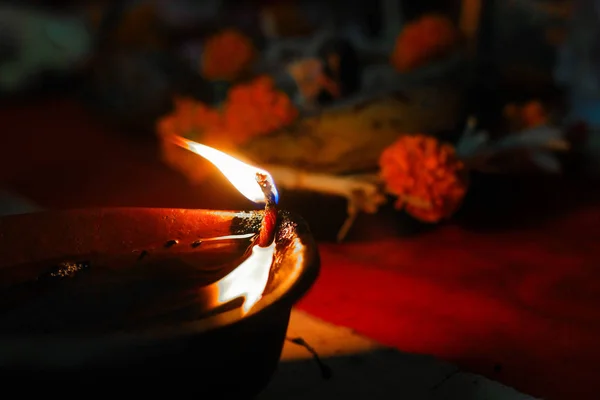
[171,135,278,314]
[169,135,279,204]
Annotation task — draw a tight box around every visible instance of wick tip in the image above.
[255,171,279,205]
[255,172,269,185]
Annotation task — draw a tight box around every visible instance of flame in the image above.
[169,136,281,314]
[170,135,279,204]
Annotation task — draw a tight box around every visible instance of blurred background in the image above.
[1,0,595,230]
[0,1,599,399]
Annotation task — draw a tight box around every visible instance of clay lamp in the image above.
[0,139,320,397]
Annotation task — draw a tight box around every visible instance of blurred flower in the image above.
[379,134,468,223]
[390,14,459,72]
[157,77,297,148]
[201,29,256,81]
[157,97,223,142]
[521,101,548,127]
[287,58,340,104]
[504,100,549,131]
[223,76,298,144]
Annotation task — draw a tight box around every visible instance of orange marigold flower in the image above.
[201,29,256,81]
[157,78,297,148]
[504,100,548,131]
[521,101,548,128]
[157,97,223,140]
[379,134,468,223]
[222,76,298,144]
[390,14,459,72]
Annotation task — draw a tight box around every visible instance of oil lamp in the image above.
[0,139,320,397]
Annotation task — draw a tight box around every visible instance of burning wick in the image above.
[167,135,280,247]
[256,172,278,248]
[167,135,281,313]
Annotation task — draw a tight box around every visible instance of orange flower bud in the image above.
[201,29,256,81]
[222,76,298,144]
[156,97,223,141]
[390,14,459,72]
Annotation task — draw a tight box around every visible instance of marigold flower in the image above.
[390,14,459,72]
[157,77,297,149]
[521,101,548,127]
[379,134,468,223]
[504,100,548,131]
[201,29,256,81]
[157,97,223,142]
[222,76,298,144]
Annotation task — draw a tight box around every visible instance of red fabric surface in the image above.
[298,209,600,400]
[1,98,599,399]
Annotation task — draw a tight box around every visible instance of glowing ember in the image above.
[170,135,279,314]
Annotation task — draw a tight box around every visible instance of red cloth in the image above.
[1,98,599,399]
[298,208,600,399]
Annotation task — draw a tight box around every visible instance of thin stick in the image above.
[286,336,333,380]
[256,173,278,247]
[336,207,359,243]
[266,165,385,214]
[265,165,387,242]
